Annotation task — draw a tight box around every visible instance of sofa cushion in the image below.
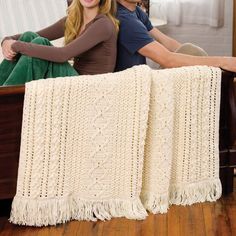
[0,44,3,62]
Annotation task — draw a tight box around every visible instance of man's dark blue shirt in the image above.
[115,3,154,71]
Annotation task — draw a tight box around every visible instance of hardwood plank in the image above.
[139,214,154,236]
[154,213,168,236]
[223,193,236,236]
[178,205,195,236]
[0,221,65,236]
[202,202,217,236]
[75,221,96,236]
[167,205,180,236]
[127,219,138,236]
[214,199,232,236]
[189,203,206,236]
[62,221,82,236]
[102,218,130,236]
[225,204,236,236]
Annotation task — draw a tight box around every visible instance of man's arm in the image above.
[139,41,236,72]
[149,28,181,52]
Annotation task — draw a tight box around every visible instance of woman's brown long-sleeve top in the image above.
[3,14,117,75]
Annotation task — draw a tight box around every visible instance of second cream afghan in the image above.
[141,66,222,213]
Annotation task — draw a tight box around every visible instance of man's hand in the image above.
[221,57,236,73]
[1,39,17,61]
[139,41,236,73]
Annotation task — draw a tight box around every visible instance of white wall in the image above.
[153,0,233,56]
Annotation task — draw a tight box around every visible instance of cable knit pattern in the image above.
[141,66,222,214]
[10,65,151,226]
[169,66,222,205]
[10,65,222,226]
[141,69,175,213]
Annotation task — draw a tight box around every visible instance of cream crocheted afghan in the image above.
[141,66,222,213]
[10,65,222,226]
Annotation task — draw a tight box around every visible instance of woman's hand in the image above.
[1,39,17,61]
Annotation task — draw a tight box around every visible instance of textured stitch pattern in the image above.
[10,65,151,226]
[141,66,222,213]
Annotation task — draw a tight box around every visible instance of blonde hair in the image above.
[64,0,119,45]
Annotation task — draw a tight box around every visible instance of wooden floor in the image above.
[0,182,236,236]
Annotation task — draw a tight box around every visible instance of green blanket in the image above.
[0,32,78,86]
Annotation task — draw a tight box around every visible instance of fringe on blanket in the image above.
[9,197,147,227]
[141,179,221,214]
[169,179,222,206]
[141,192,169,214]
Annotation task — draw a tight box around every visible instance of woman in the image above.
[0,0,119,86]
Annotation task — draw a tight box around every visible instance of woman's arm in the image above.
[1,17,66,44]
[1,17,66,60]
[11,18,114,63]
[35,17,66,40]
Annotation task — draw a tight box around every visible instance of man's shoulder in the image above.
[117,13,136,23]
[117,4,149,25]
[135,6,149,21]
[135,5,146,15]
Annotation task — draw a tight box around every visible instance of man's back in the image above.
[115,3,154,71]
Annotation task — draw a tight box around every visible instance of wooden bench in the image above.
[219,71,236,194]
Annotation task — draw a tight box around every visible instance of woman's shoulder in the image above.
[93,14,115,30]
[94,14,111,22]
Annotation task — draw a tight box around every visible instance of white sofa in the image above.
[0,48,3,62]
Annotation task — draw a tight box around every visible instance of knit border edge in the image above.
[9,197,148,227]
[169,178,222,205]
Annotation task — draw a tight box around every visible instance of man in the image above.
[115,0,236,73]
